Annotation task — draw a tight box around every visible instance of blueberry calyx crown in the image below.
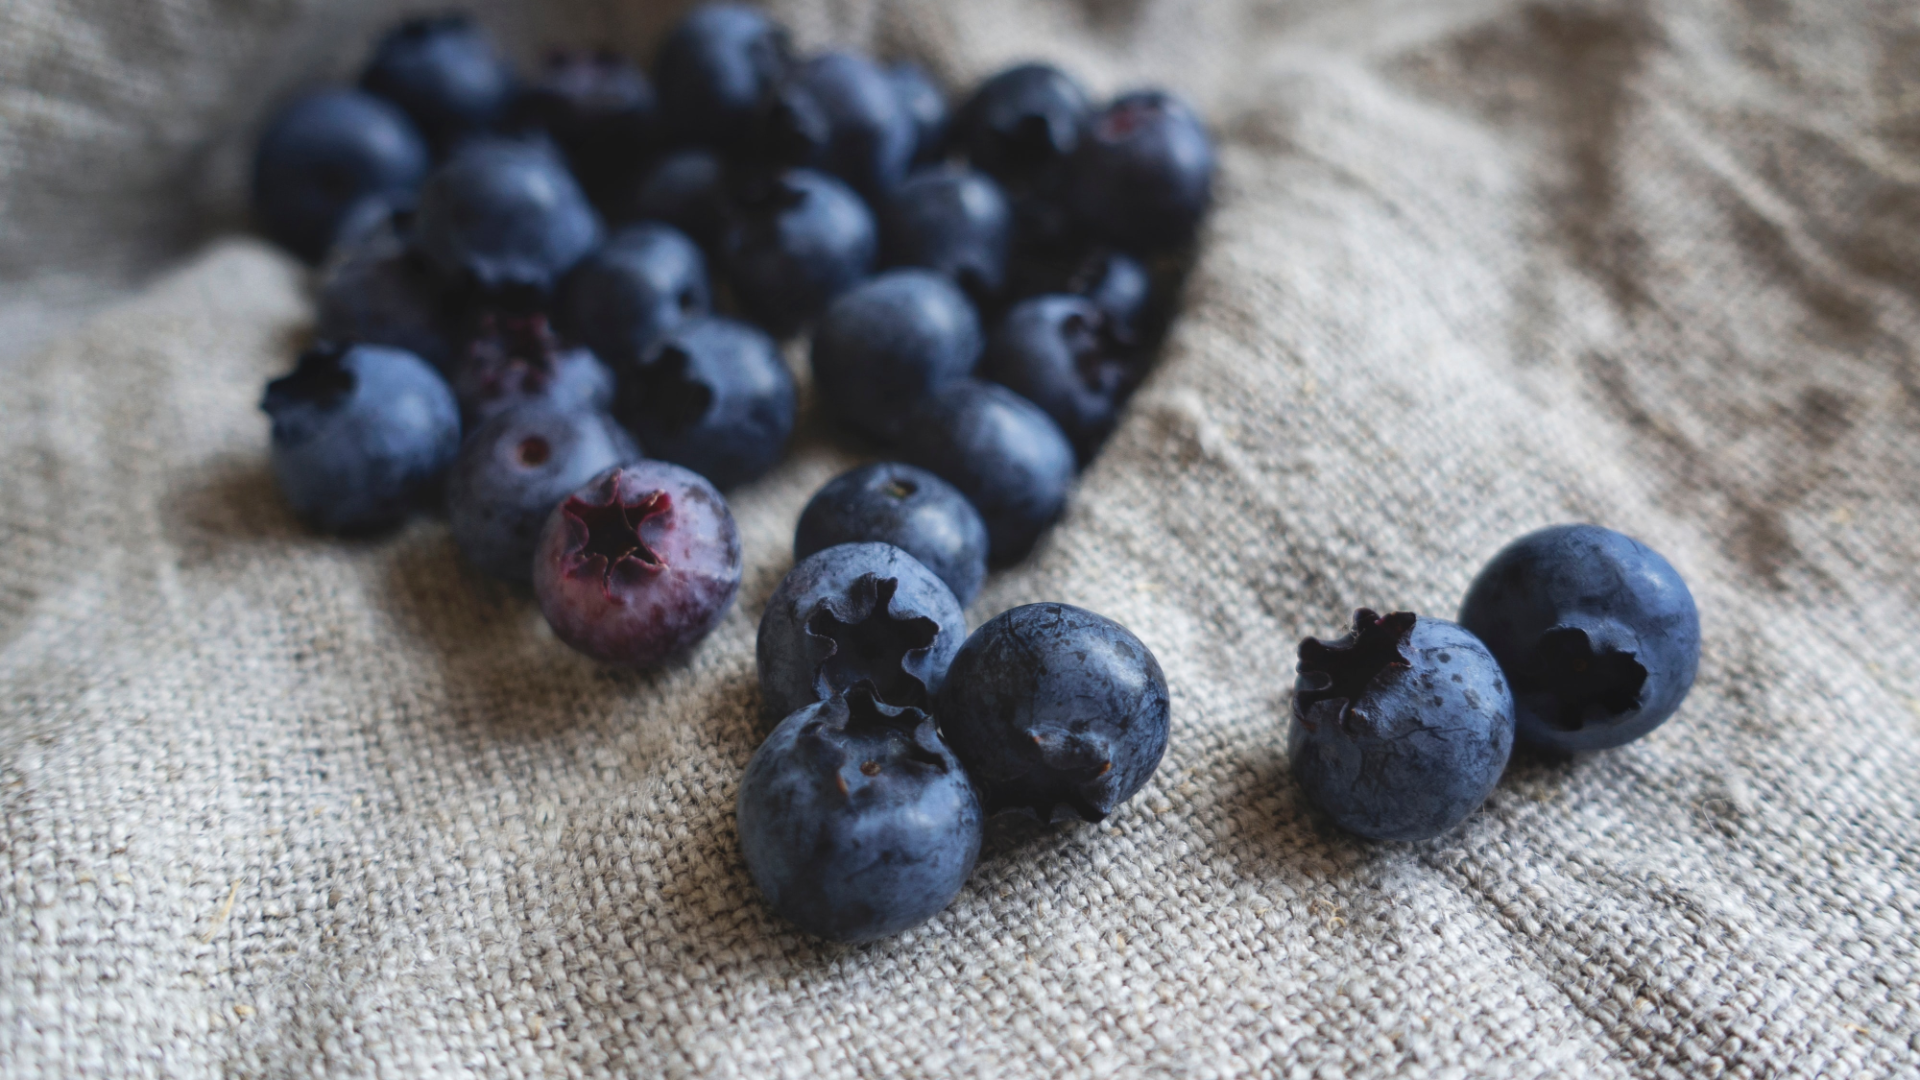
[562,473,670,596]
[804,574,940,708]
[802,684,952,798]
[1021,729,1116,823]
[1524,625,1647,732]
[1294,609,1417,728]
[625,344,715,434]
[262,342,357,416]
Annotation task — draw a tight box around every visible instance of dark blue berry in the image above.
[315,208,460,373]
[260,342,460,534]
[756,542,966,725]
[533,461,742,668]
[980,294,1138,463]
[612,316,795,489]
[1290,610,1515,841]
[452,315,614,429]
[447,402,638,582]
[557,223,710,367]
[895,379,1075,564]
[1458,524,1700,753]
[721,169,876,337]
[879,166,1012,301]
[888,62,949,166]
[359,14,516,152]
[794,463,989,606]
[809,270,982,444]
[953,63,1088,186]
[1069,90,1215,253]
[654,3,792,151]
[1064,248,1152,345]
[251,89,428,263]
[737,686,982,943]
[414,139,603,298]
[510,50,657,205]
[935,602,1170,822]
[763,52,917,199]
[623,149,729,248]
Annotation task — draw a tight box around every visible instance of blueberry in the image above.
[980,294,1139,463]
[314,208,460,373]
[935,602,1169,822]
[794,463,989,606]
[879,166,1012,301]
[447,402,639,582]
[721,169,876,337]
[1457,524,1701,753]
[533,461,742,668]
[414,139,603,298]
[763,52,917,199]
[1069,90,1215,253]
[623,149,729,248]
[887,62,949,166]
[359,14,516,152]
[756,542,966,724]
[1063,249,1153,345]
[809,270,982,444]
[510,50,657,205]
[1289,610,1515,841]
[953,63,1089,187]
[260,342,460,534]
[654,3,792,151]
[251,89,429,263]
[895,380,1075,564]
[557,223,710,367]
[452,315,614,428]
[612,316,795,489]
[737,686,982,943]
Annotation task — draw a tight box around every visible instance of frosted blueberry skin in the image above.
[935,602,1170,823]
[654,3,792,152]
[737,687,983,943]
[1069,90,1216,253]
[557,223,711,367]
[509,50,658,205]
[887,62,950,166]
[414,139,604,298]
[451,315,614,429]
[879,166,1013,302]
[612,316,795,489]
[260,343,460,535]
[761,52,917,199]
[1289,610,1515,842]
[533,462,742,668]
[624,149,729,249]
[446,403,639,582]
[895,380,1076,564]
[722,168,877,337]
[809,270,982,444]
[953,64,1089,187]
[980,294,1139,464]
[756,542,966,726]
[1458,524,1700,753]
[315,208,459,372]
[359,14,517,153]
[794,463,989,607]
[251,89,429,263]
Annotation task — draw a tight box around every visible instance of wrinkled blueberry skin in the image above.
[896,380,1076,564]
[722,169,877,337]
[625,150,730,248]
[888,62,949,166]
[756,542,966,725]
[981,294,1139,463]
[1458,524,1700,753]
[654,3,792,151]
[251,89,429,263]
[794,463,989,607]
[765,52,917,199]
[953,64,1089,186]
[414,140,604,297]
[810,270,982,444]
[261,343,460,534]
[533,462,743,668]
[558,223,711,367]
[880,167,1012,301]
[359,14,516,152]
[738,688,983,943]
[613,316,795,489]
[315,210,459,372]
[1290,610,1515,842]
[447,402,638,582]
[935,602,1170,822]
[1069,90,1215,253]
[452,316,614,428]
[511,50,657,204]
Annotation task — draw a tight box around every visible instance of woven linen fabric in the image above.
[5,0,1919,1076]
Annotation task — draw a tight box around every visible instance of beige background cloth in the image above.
[4,0,1919,1075]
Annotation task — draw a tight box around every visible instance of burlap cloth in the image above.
[5,0,1919,1075]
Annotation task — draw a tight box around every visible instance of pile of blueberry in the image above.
[250,5,1209,942]
[1289,524,1701,842]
